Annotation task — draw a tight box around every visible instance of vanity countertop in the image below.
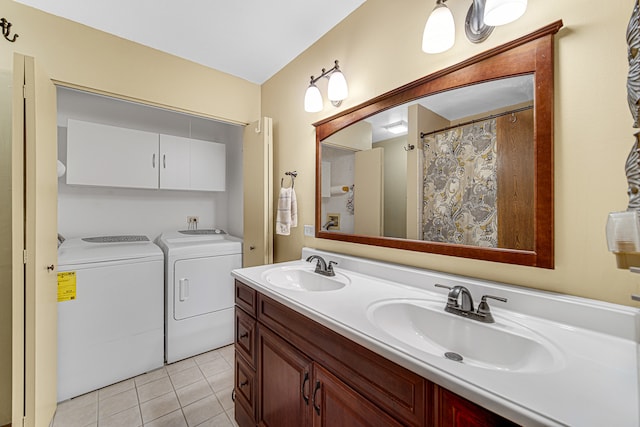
[231,248,640,427]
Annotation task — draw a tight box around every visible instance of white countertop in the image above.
[232,248,640,427]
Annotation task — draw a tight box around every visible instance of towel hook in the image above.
[281,171,297,188]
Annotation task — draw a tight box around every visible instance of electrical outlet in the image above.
[187,216,199,225]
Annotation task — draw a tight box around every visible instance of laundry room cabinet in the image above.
[66,118,225,191]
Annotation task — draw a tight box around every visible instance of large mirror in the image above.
[314,21,563,268]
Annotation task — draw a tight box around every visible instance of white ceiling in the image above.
[15,0,366,84]
[367,75,534,142]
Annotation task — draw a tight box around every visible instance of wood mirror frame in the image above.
[313,21,563,269]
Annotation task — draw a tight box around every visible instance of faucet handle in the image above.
[476,295,507,323]
[434,284,459,309]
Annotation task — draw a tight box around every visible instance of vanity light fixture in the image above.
[384,120,409,134]
[422,0,528,54]
[304,60,349,113]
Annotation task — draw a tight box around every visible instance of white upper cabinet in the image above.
[159,134,191,190]
[66,119,226,191]
[66,119,159,189]
[190,138,225,191]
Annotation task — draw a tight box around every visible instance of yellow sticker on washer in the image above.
[57,271,76,302]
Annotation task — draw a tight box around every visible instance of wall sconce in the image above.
[304,60,349,113]
[422,0,528,54]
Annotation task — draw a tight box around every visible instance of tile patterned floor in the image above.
[52,345,239,427]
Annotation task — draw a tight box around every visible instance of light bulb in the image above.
[483,0,527,26]
[304,83,323,112]
[327,70,348,101]
[422,2,455,54]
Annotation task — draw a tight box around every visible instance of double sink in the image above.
[261,262,564,374]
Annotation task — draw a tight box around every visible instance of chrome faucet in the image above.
[306,255,337,277]
[323,220,336,230]
[435,284,507,323]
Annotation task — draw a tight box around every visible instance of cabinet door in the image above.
[436,387,519,427]
[258,325,312,427]
[312,364,402,427]
[159,134,190,190]
[190,138,225,191]
[66,119,159,189]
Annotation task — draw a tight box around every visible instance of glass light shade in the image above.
[304,84,323,112]
[422,3,455,54]
[385,121,408,134]
[483,0,527,26]
[327,70,349,101]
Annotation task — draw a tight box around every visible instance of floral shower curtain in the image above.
[422,118,498,247]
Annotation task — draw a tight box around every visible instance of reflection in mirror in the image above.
[315,21,563,268]
[321,75,534,250]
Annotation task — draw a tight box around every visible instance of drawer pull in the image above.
[301,372,309,405]
[312,380,321,415]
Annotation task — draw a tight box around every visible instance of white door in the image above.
[159,134,190,190]
[354,147,384,236]
[242,118,273,267]
[12,53,58,427]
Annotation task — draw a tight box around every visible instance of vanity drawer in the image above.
[235,306,256,366]
[234,353,256,422]
[235,280,257,316]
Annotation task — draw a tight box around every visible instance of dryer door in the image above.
[173,254,240,320]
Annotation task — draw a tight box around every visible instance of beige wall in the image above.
[0,0,260,123]
[264,0,640,307]
[0,1,260,424]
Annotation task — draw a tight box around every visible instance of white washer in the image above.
[57,235,164,402]
[156,229,242,363]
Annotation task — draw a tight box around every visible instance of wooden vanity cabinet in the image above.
[233,280,519,427]
[435,387,518,427]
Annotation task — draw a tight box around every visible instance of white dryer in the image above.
[156,229,242,363]
[57,235,164,401]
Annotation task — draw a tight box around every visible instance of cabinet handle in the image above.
[240,380,248,387]
[239,331,249,340]
[249,245,256,250]
[301,372,309,405]
[46,264,55,272]
[152,153,156,168]
[231,389,236,402]
[163,154,166,169]
[312,380,321,415]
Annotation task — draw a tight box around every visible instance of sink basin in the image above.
[367,299,564,372]
[261,266,350,292]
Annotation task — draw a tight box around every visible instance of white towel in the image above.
[276,187,298,235]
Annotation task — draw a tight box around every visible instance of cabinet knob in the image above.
[249,245,256,250]
[47,264,55,272]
